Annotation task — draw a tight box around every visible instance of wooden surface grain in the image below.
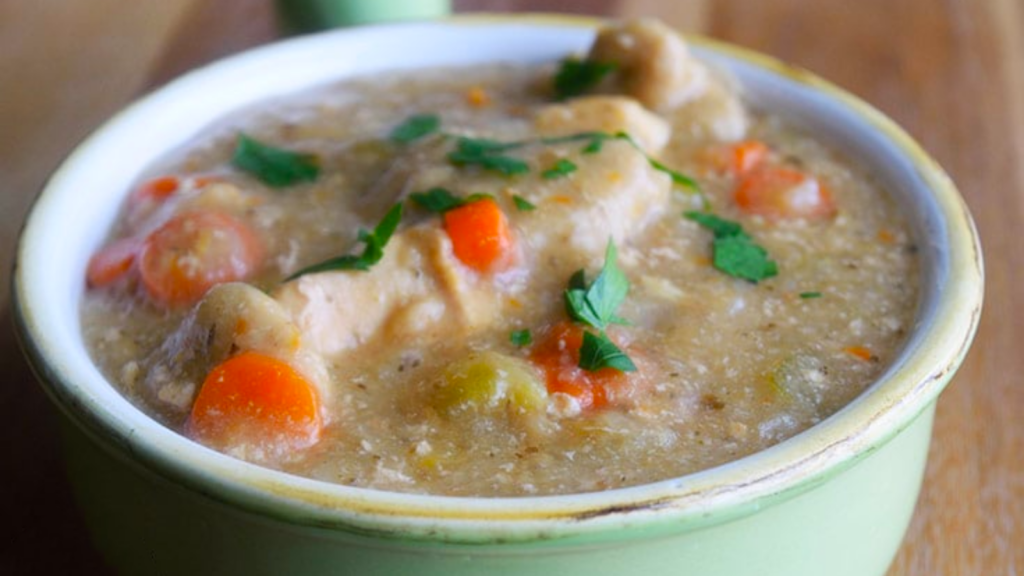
[1,1,1019,573]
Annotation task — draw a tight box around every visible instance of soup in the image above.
[81,19,918,496]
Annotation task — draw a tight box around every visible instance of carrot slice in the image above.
[443,198,514,272]
[844,346,875,362]
[86,237,141,287]
[131,176,181,205]
[188,352,322,456]
[735,165,836,220]
[465,86,491,108]
[707,140,769,176]
[529,322,635,411]
[126,175,218,229]
[138,211,262,306]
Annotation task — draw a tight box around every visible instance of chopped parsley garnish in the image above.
[564,241,630,331]
[581,135,606,154]
[512,195,537,211]
[232,133,320,188]
[284,203,403,281]
[579,331,637,372]
[553,58,618,100]
[799,291,823,299]
[409,188,495,214]
[447,137,530,175]
[542,158,578,179]
[441,131,701,206]
[612,132,702,196]
[389,113,441,143]
[409,187,465,214]
[684,211,743,237]
[510,329,533,347]
[563,240,636,373]
[685,211,778,283]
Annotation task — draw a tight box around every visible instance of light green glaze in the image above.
[278,0,451,31]
[14,15,982,576]
[61,404,933,576]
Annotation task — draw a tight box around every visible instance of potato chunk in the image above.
[141,282,329,417]
[273,226,501,359]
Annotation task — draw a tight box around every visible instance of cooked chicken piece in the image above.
[512,138,671,257]
[273,226,502,358]
[668,77,750,143]
[588,19,709,111]
[272,136,672,360]
[535,96,671,152]
[141,283,329,417]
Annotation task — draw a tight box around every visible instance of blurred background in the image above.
[0,1,1020,574]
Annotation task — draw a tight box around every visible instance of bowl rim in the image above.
[12,13,983,543]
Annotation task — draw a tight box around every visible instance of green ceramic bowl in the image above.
[13,15,982,576]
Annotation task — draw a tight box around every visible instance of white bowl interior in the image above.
[15,18,974,538]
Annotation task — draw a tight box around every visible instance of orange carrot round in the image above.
[529,322,635,411]
[707,140,769,176]
[844,346,875,362]
[735,165,836,220]
[443,198,514,272]
[138,211,262,306]
[86,237,141,288]
[188,352,322,456]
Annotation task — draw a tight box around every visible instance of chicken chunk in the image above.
[668,77,750,143]
[272,137,672,361]
[588,19,710,111]
[512,138,671,257]
[535,96,671,153]
[273,226,503,359]
[140,282,329,417]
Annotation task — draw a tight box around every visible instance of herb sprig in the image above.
[408,188,493,214]
[542,158,578,179]
[447,137,530,175]
[390,114,441,143]
[232,133,320,188]
[553,58,618,100]
[510,329,533,347]
[685,211,778,283]
[512,195,537,212]
[387,113,703,200]
[284,203,403,281]
[563,240,637,372]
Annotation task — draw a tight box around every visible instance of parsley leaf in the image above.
[510,329,533,347]
[612,131,702,197]
[683,211,743,237]
[542,158,578,179]
[408,188,497,215]
[448,137,529,175]
[284,203,403,281]
[581,135,605,154]
[799,291,823,299]
[512,195,537,211]
[685,211,778,283]
[648,157,701,194]
[409,188,465,214]
[713,235,778,282]
[562,240,637,373]
[579,331,637,372]
[564,240,630,332]
[553,58,618,100]
[232,133,320,188]
[389,114,441,143]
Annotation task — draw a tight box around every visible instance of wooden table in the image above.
[1,1,1019,573]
